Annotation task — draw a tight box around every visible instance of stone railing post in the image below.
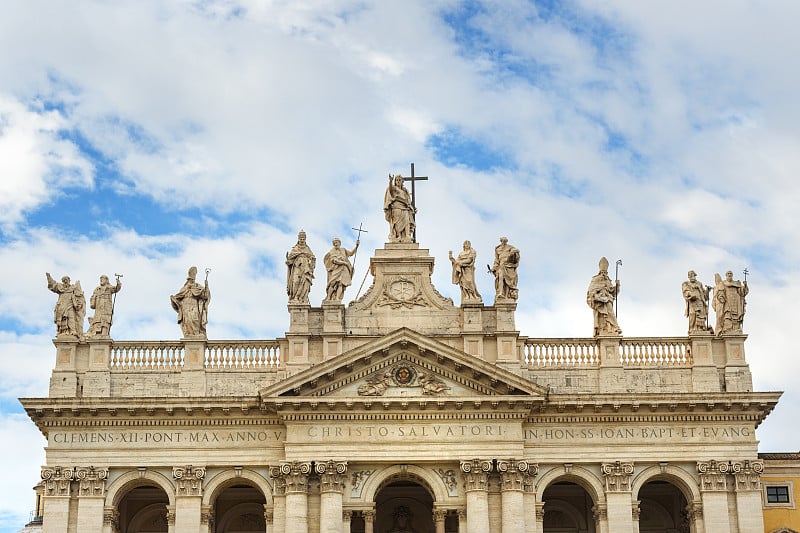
[460,459,492,533]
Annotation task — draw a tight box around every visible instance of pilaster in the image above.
[342,510,352,533]
[732,460,765,533]
[591,502,609,533]
[363,509,375,533]
[75,467,108,533]
[523,471,538,533]
[460,459,492,533]
[102,507,119,533]
[433,508,447,533]
[173,465,205,533]
[268,467,287,533]
[601,462,634,533]
[697,460,732,531]
[200,505,215,533]
[41,466,73,533]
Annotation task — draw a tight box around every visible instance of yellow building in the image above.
[761,452,800,533]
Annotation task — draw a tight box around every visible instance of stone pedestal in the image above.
[722,335,752,392]
[597,335,625,393]
[288,304,311,334]
[50,338,79,397]
[690,334,721,392]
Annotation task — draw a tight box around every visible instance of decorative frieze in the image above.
[731,460,764,491]
[173,465,206,496]
[460,459,492,492]
[601,461,634,492]
[496,459,531,492]
[75,466,108,497]
[315,459,347,493]
[41,466,74,496]
[697,460,731,491]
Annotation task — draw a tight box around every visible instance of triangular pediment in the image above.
[259,328,548,405]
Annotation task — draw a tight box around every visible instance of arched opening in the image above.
[213,483,267,533]
[542,481,595,533]
[118,485,170,533]
[369,479,435,533]
[637,480,689,533]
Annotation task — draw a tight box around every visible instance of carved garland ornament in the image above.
[357,363,450,396]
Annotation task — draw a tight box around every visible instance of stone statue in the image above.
[682,270,711,335]
[713,270,749,335]
[383,174,415,243]
[586,257,621,336]
[489,237,520,301]
[87,275,122,337]
[323,237,359,303]
[286,230,316,305]
[449,240,482,303]
[46,273,86,338]
[170,266,211,338]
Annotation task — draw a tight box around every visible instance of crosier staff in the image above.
[614,259,622,318]
[110,273,124,326]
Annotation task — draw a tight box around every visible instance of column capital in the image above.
[457,508,467,521]
[75,466,108,497]
[631,500,641,521]
[315,459,348,493]
[686,500,703,521]
[263,504,273,525]
[497,459,533,492]
[732,460,764,491]
[41,465,74,497]
[697,460,732,491]
[591,502,608,524]
[165,504,176,526]
[363,509,376,522]
[343,509,353,521]
[272,461,312,494]
[460,459,492,492]
[433,508,448,522]
[535,502,545,521]
[601,461,634,492]
[173,464,206,496]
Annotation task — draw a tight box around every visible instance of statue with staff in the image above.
[586,257,621,336]
[87,273,123,337]
[324,237,360,303]
[713,268,749,335]
[45,272,86,338]
[286,230,316,305]
[171,266,211,338]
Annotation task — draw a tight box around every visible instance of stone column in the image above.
[264,506,272,533]
[316,460,348,533]
[281,461,312,533]
[497,460,529,533]
[433,508,447,533]
[342,510,352,533]
[601,462,634,533]
[363,509,375,533]
[733,460,765,533]
[522,470,539,533]
[457,508,467,533]
[172,465,205,533]
[41,466,73,533]
[697,461,732,532]
[686,500,705,533]
[268,467,287,533]
[75,467,108,533]
[460,459,492,533]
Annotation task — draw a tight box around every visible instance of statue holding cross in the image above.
[383,163,427,243]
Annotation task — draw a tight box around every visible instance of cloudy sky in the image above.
[1,0,799,529]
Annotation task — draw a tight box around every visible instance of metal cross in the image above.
[351,222,369,241]
[402,163,428,242]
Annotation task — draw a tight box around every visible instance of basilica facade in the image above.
[22,183,781,533]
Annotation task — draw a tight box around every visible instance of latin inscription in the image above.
[49,429,284,448]
[524,425,752,442]
[305,424,511,440]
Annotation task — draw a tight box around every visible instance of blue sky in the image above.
[2,0,800,530]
